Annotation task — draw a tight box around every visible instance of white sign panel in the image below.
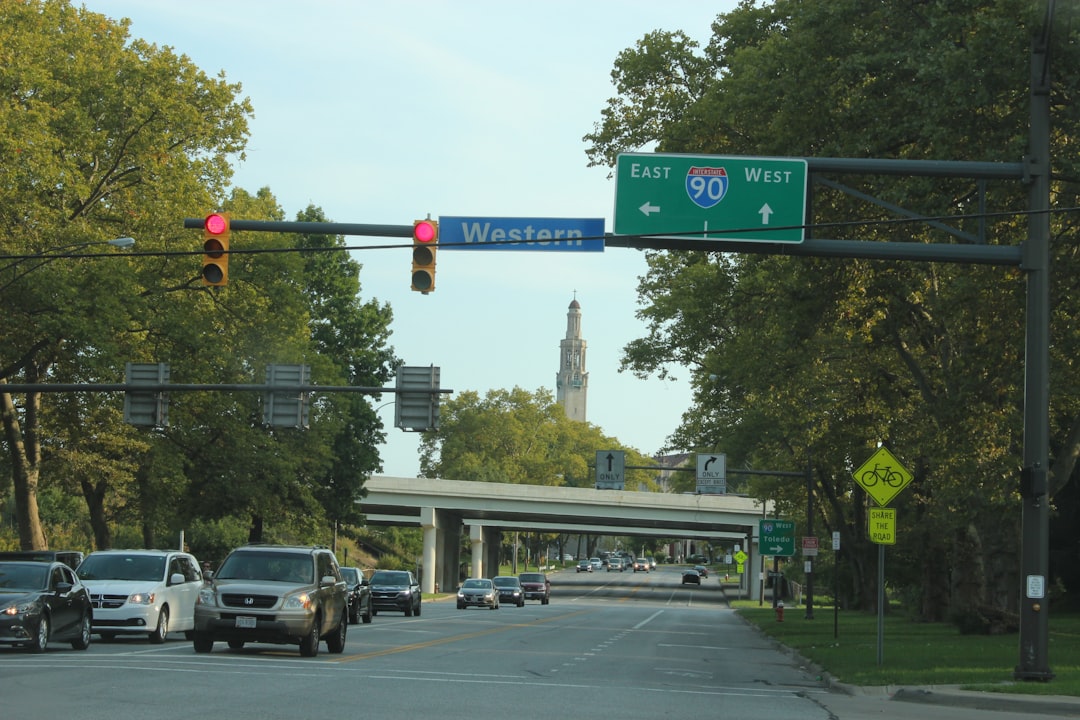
[696,453,727,494]
[596,450,625,490]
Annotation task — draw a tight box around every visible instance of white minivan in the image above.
[77,549,204,643]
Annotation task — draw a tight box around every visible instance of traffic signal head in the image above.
[202,212,230,286]
[411,219,438,293]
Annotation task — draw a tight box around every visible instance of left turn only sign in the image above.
[596,450,625,490]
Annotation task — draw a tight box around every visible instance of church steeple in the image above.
[556,294,587,421]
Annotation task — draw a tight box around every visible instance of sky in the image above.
[85,0,740,477]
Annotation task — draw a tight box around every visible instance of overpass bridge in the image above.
[359,476,770,599]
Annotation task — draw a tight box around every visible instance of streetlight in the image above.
[0,237,135,293]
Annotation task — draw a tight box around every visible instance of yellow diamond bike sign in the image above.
[853,446,913,507]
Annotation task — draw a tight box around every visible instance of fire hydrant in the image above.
[775,601,785,622]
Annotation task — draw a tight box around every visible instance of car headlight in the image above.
[282,592,313,610]
[2,600,38,616]
[457,591,465,598]
[127,591,156,605]
[196,587,217,607]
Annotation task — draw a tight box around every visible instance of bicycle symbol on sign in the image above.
[859,464,906,488]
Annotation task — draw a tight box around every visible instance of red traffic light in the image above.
[413,219,437,243]
[205,213,228,235]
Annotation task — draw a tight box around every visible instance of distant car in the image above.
[339,567,372,624]
[0,561,93,652]
[589,558,603,571]
[576,561,593,573]
[77,549,203,643]
[649,558,657,570]
[457,578,499,610]
[368,569,421,617]
[562,554,575,562]
[492,576,525,607]
[607,558,624,572]
[634,558,650,573]
[694,565,709,579]
[518,572,550,605]
[682,570,701,585]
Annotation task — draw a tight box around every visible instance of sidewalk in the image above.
[824,681,1080,718]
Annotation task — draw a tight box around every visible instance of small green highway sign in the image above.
[759,519,796,557]
[614,153,807,242]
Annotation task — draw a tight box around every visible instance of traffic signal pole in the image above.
[182,218,414,238]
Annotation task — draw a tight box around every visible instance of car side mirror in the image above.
[361,578,369,586]
[55,581,73,594]
[320,574,337,586]
[169,572,186,586]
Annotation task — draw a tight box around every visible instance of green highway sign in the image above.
[614,153,807,242]
[759,519,796,557]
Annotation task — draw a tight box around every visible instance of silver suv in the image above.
[192,544,347,657]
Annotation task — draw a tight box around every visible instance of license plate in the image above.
[235,616,257,629]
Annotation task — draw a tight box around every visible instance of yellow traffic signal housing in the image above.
[202,212,230,286]
[411,219,438,293]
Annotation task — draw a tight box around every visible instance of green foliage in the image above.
[0,1,396,552]
[418,386,657,490]
[588,0,1080,618]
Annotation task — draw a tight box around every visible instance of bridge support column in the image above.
[483,527,502,578]
[470,524,485,579]
[420,507,438,594]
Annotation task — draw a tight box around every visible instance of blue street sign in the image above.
[439,216,604,252]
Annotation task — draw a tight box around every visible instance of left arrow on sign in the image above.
[639,201,660,217]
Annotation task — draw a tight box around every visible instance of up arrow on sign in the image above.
[595,450,625,490]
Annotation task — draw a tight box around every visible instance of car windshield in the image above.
[77,554,165,582]
[462,579,490,589]
[493,577,518,587]
[340,568,361,584]
[370,571,410,586]
[519,574,545,582]
[0,562,48,590]
[214,552,312,583]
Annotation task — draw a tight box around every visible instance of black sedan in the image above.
[339,567,373,624]
[0,561,93,652]
[681,569,702,585]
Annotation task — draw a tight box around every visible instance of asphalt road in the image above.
[1,566,1077,719]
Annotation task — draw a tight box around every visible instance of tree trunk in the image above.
[1,387,47,550]
[248,514,264,543]
[80,476,112,550]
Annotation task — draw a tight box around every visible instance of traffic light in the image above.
[201,212,230,286]
[411,219,438,293]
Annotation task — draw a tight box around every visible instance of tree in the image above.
[418,386,657,490]
[586,0,1080,617]
[0,0,250,549]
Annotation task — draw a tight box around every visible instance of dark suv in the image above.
[368,570,421,616]
[518,572,550,605]
[192,544,347,657]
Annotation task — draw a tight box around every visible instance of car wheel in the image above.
[371,607,378,617]
[542,597,549,605]
[227,639,245,650]
[457,602,465,609]
[326,614,347,654]
[518,599,524,607]
[29,614,49,653]
[349,605,359,625]
[299,615,321,657]
[362,601,373,624]
[414,599,421,617]
[405,603,413,617]
[193,632,214,653]
[149,605,169,644]
[71,611,91,650]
